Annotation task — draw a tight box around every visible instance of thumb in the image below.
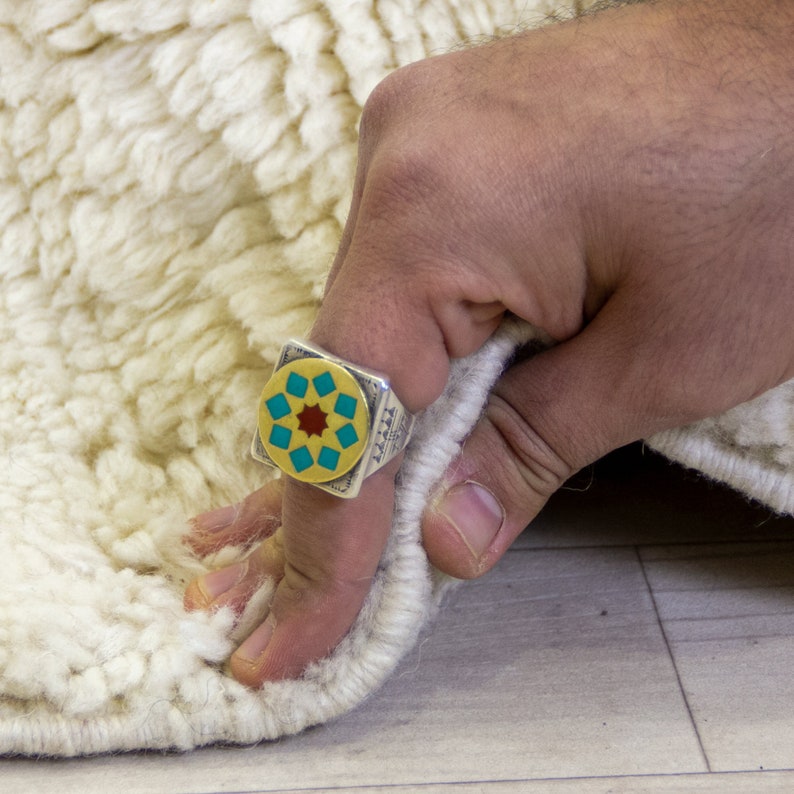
[423,302,664,580]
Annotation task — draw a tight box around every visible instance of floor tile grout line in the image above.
[635,545,713,774]
[218,767,794,794]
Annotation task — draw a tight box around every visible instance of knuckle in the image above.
[279,538,373,605]
[358,74,398,144]
[483,392,574,507]
[275,558,370,623]
[359,62,424,146]
[359,73,445,216]
[365,141,444,223]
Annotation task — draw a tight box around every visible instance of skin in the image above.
[183,0,794,685]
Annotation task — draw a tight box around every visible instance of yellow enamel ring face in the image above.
[257,357,371,484]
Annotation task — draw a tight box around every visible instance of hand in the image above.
[185,0,794,684]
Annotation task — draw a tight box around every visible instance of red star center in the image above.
[296,402,328,437]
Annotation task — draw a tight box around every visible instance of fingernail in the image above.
[200,560,248,600]
[236,616,275,662]
[192,504,237,533]
[435,481,505,560]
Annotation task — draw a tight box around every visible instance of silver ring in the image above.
[251,339,414,498]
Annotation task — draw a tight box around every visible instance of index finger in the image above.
[227,284,451,683]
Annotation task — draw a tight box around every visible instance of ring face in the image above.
[257,357,371,484]
[252,339,414,498]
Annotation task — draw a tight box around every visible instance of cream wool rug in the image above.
[1,0,792,757]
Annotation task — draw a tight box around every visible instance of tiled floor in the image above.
[4,444,794,793]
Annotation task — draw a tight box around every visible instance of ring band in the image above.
[251,339,414,498]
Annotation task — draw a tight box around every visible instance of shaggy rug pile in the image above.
[1,0,791,756]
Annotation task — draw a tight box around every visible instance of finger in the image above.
[185,477,284,557]
[422,289,687,579]
[228,462,398,684]
[183,525,286,615]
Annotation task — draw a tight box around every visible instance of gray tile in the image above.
[643,542,794,771]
